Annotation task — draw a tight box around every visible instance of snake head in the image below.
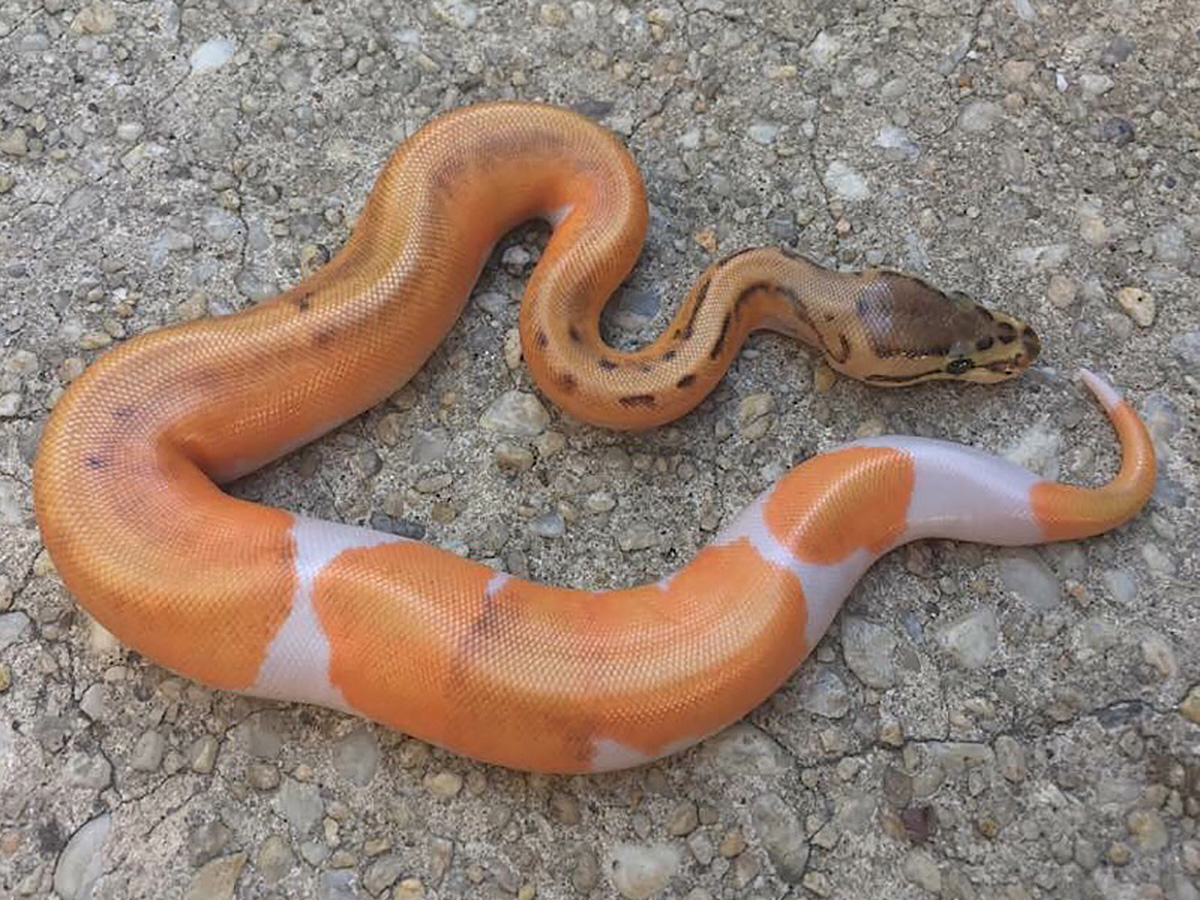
[943,290,1041,383]
[854,272,1040,386]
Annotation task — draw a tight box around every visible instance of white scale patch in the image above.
[589,735,700,773]
[849,436,1043,546]
[710,492,876,654]
[251,516,404,711]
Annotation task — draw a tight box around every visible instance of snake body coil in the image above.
[34,103,1153,772]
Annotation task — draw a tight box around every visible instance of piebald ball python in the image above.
[34,103,1154,773]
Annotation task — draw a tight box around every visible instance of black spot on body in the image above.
[975,336,994,351]
[709,313,732,359]
[661,349,677,361]
[558,372,578,392]
[567,325,582,343]
[676,374,696,388]
[294,292,312,312]
[997,322,1016,343]
[598,358,618,371]
[535,330,549,349]
[112,405,135,421]
[312,329,335,349]
[682,275,715,338]
[618,393,656,407]
[84,455,106,469]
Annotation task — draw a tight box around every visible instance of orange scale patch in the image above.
[312,541,496,751]
[312,537,807,772]
[1031,400,1156,541]
[764,446,915,565]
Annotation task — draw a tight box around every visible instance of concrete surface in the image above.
[1,1,1198,898]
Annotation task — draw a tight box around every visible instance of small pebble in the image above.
[800,667,850,718]
[332,728,379,786]
[256,835,294,884]
[480,391,550,436]
[363,854,405,895]
[608,844,679,900]
[276,779,324,833]
[131,730,166,771]
[736,393,775,438]
[425,770,463,798]
[747,122,779,145]
[666,801,698,836]
[1116,287,1156,327]
[1047,274,1077,308]
[841,617,897,689]
[959,101,1004,133]
[750,793,809,883]
[937,607,998,670]
[998,550,1060,611]
[1180,686,1200,724]
[190,735,219,773]
[902,849,942,892]
[53,814,110,900]
[495,442,534,472]
[190,38,236,74]
[394,877,425,899]
[822,161,870,201]
[529,511,565,538]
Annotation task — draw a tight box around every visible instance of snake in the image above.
[33,102,1155,773]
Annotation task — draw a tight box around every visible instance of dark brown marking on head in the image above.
[618,393,656,407]
[975,336,994,351]
[112,405,135,421]
[865,369,942,384]
[997,321,1016,343]
[676,373,696,389]
[709,312,733,360]
[294,292,313,312]
[312,329,335,349]
[598,358,618,371]
[638,363,652,373]
[85,455,106,469]
[857,274,992,360]
[661,348,677,361]
[535,330,549,349]
[567,324,582,344]
[558,372,578,393]
[976,305,995,322]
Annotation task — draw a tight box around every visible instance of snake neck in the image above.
[523,244,1040,429]
[521,247,853,430]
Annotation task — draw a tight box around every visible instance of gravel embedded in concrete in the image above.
[1,2,1197,898]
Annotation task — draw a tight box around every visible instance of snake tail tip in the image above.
[1077,368,1123,411]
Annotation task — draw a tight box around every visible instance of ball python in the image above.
[33,102,1155,773]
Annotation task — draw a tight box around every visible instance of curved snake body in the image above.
[33,104,1154,772]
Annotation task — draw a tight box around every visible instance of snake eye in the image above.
[946,358,973,375]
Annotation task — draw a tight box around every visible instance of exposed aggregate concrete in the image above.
[1,1,1198,898]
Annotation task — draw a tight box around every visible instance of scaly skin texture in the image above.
[33,103,1154,772]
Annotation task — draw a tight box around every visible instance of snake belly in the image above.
[33,103,1155,773]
